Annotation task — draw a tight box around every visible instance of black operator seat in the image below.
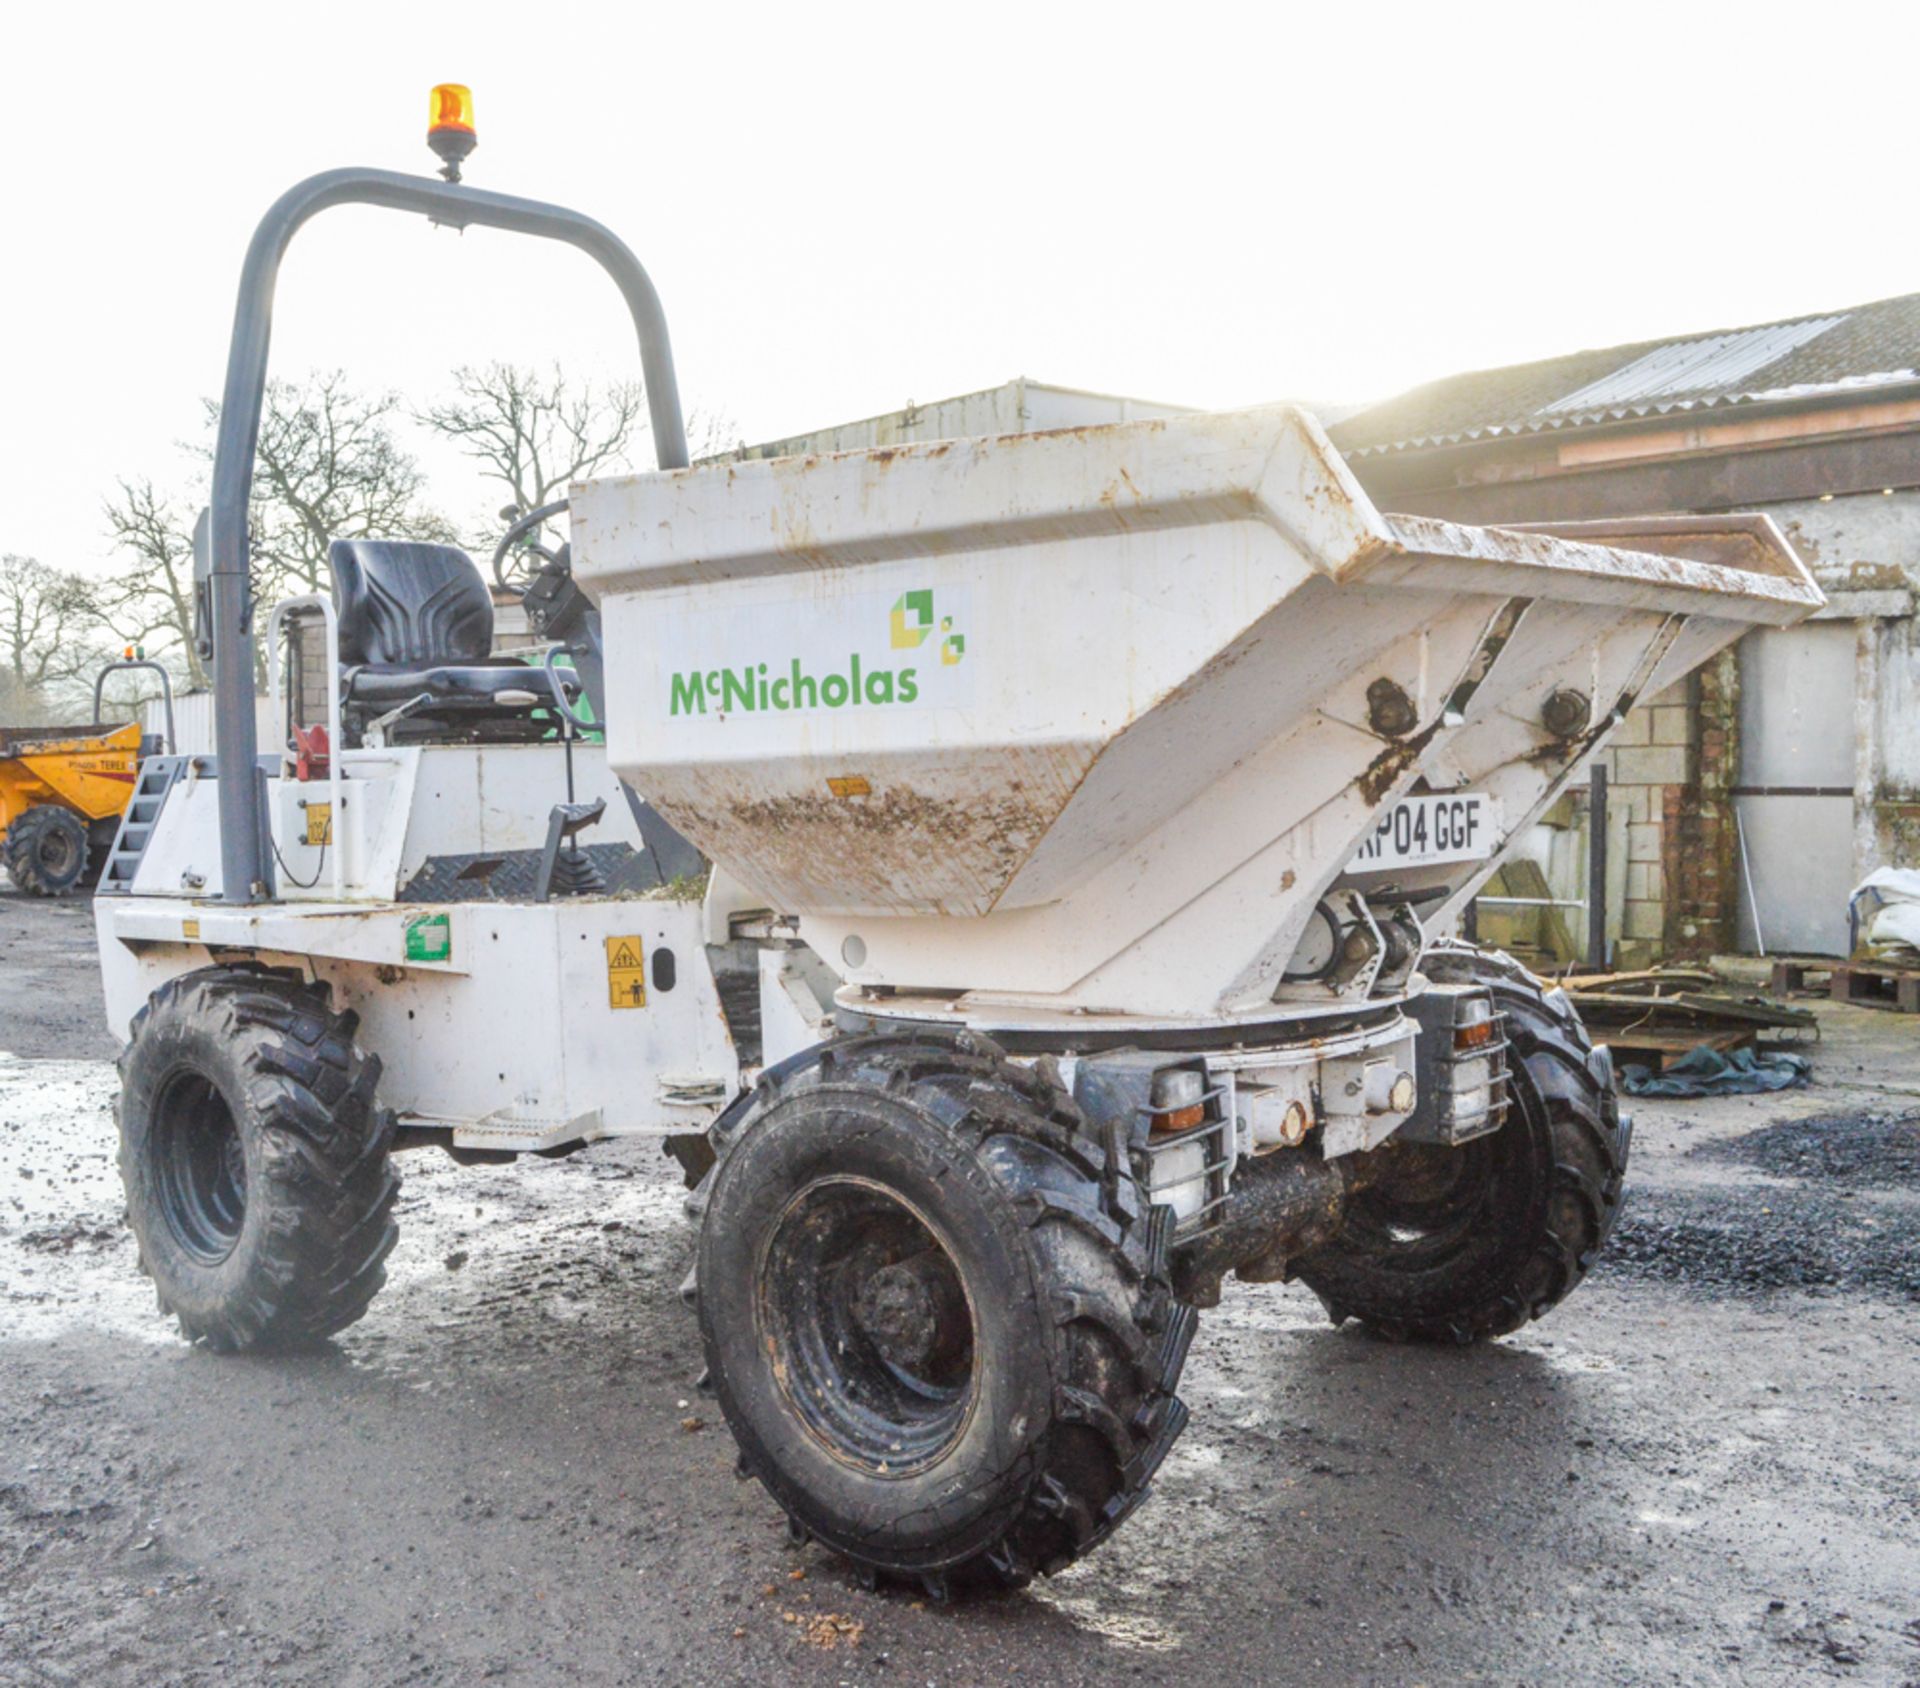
[329,540,578,722]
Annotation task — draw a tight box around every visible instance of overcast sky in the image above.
[5,1,1916,582]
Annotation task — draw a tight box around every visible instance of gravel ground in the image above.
[1607,1109,1920,1300]
[2,888,1918,1685]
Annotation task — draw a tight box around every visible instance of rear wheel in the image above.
[1296,943,1628,1343]
[3,804,90,896]
[695,1031,1195,1595]
[118,967,397,1350]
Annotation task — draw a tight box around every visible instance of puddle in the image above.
[1526,1343,1622,1375]
[1028,1584,1185,1652]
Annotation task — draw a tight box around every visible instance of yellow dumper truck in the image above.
[0,660,172,896]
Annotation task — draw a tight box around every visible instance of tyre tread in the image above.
[1299,941,1628,1345]
[715,1029,1193,1588]
[118,967,396,1350]
[2,804,92,897]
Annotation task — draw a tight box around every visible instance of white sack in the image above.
[1851,867,1920,962]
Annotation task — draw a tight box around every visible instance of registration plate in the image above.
[1350,792,1497,871]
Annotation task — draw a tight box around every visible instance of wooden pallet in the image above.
[1567,964,1818,1075]
[1561,967,1717,994]
[1826,959,1920,1014]
[1598,1025,1752,1074]
[1769,956,1838,998]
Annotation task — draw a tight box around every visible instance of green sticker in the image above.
[404,912,451,963]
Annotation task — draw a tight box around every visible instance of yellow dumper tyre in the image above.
[117,967,399,1351]
[2,803,91,897]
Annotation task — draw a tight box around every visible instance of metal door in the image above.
[1734,623,1856,955]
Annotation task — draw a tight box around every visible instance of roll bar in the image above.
[204,168,688,904]
[93,659,176,755]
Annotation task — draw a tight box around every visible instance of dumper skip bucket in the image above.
[572,407,1820,1016]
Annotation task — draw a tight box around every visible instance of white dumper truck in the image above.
[95,103,1824,1596]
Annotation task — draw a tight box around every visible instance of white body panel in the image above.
[97,737,734,1146]
[757,945,840,1068]
[742,377,1191,460]
[573,406,1822,1017]
[97,894,736,1147]
[130,743,649,903]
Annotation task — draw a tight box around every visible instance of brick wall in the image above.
[1586,651,1741,968]
[1664,652,1741,960]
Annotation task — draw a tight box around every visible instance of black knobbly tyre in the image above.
[1296,942,1629,1344]
[3,803,90,897]
[695,1030,1195,1595]
[118,966,398,1351]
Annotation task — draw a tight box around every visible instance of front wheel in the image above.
[3,803,90,896]
[1296,943,1629,1343]
[118,967,398,1350]
[695,1032,1195,1596]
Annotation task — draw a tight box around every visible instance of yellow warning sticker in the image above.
[305,802,332,846]
[826,775,871,798]
[606,935,648,1010]
[182,918,200,940]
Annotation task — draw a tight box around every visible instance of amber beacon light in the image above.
[427,84,477,181]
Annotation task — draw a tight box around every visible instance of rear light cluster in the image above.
[1148,1068,1208,1134]
[1453,996,1498,1051]
[1141,1065,1234,1232]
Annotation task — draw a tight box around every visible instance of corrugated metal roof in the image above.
[1330,292,1920,459]
[1539,317,1845,415]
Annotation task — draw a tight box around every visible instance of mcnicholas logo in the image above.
[888,589,966,666]
[668,589,967,716]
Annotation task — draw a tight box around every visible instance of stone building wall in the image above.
[1583,648,1742,970]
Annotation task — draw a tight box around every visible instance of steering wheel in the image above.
[542,645,598,733]
[491,498,571,595]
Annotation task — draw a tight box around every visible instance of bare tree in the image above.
[419,362,735,570]
[103,374,453,686]
[686,406,739,463]
[0,554,103,720]
[0,664,33,726]
[236,372,456,605]
[97,366,723,697]
[99,479,205,687]
[419,362,648,527]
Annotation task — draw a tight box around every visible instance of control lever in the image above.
[363,691,436,750]
[535,797,607,901]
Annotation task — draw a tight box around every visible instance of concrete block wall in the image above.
[1590,693,1676,968]
[1584,651,1741,969]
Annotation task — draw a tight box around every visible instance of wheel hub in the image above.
[151,1069,248,1265]
[851,1250,969,1374]
[760,1176,979,1475]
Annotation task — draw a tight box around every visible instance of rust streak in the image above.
[1357,735,1431,807]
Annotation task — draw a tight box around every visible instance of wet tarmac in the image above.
[2,892,1917,1684]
